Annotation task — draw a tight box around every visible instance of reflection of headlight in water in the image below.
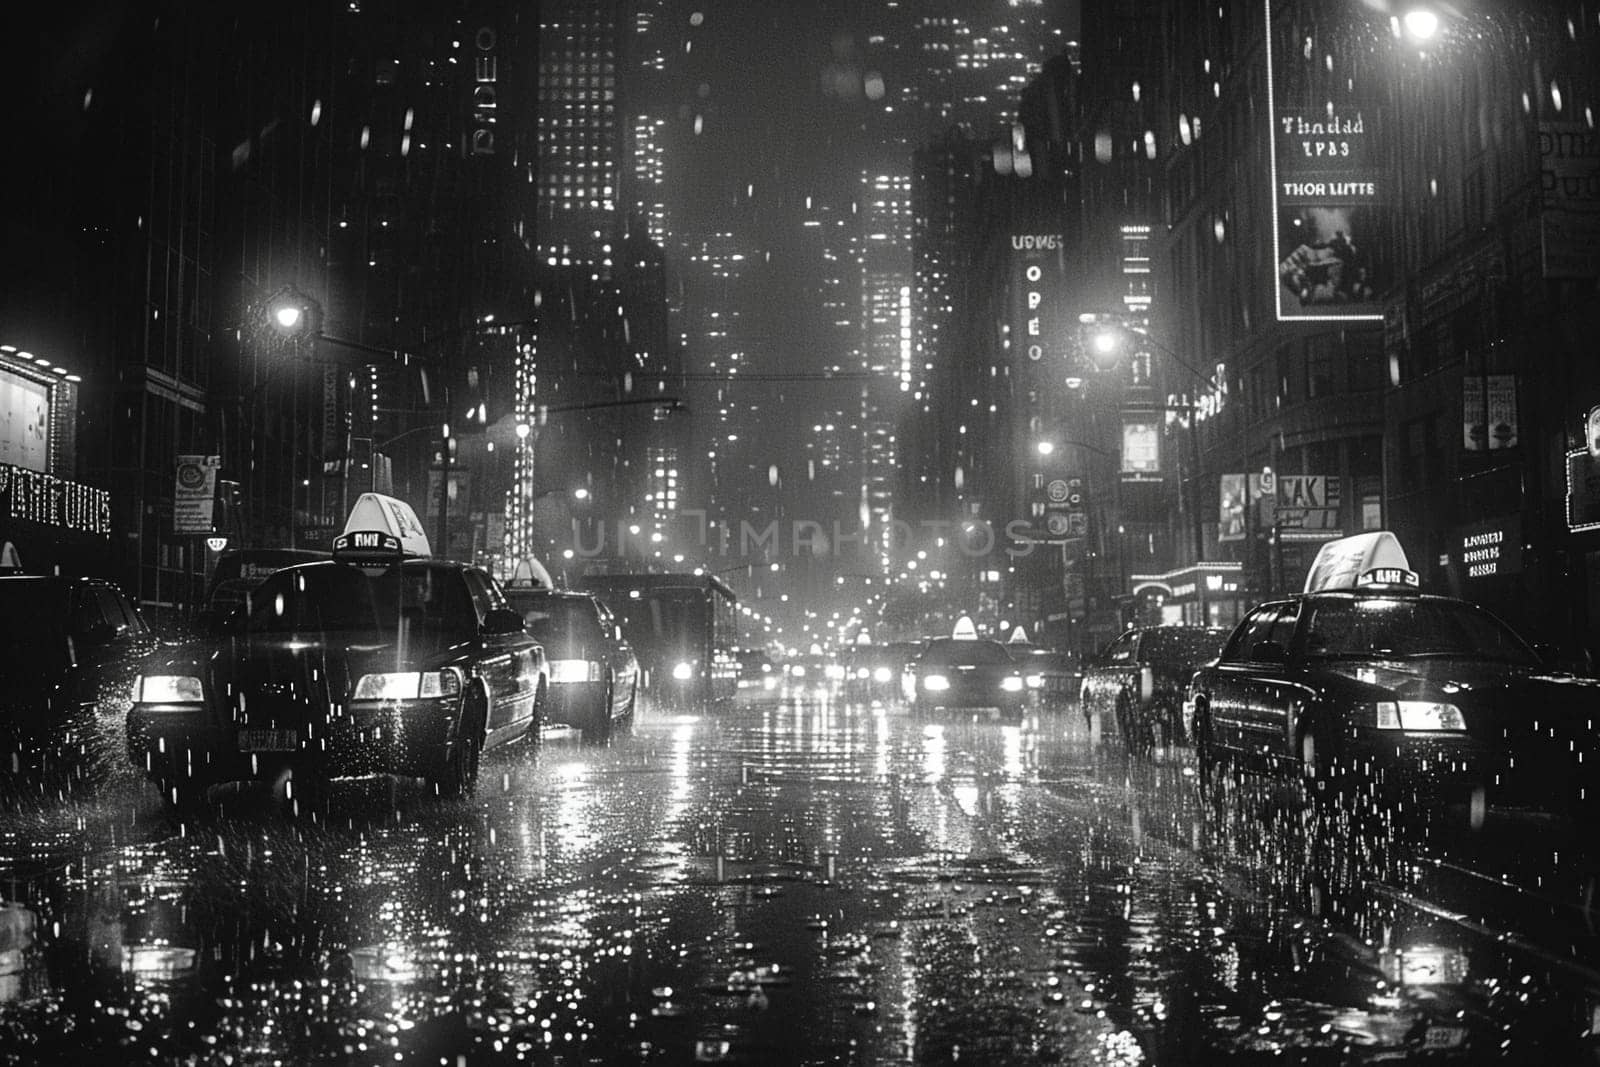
[672,662,695,681]
[123,945,198,978]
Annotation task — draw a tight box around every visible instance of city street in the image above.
[0,694,1595,1065]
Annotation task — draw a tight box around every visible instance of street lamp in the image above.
[1400,8,1440,42]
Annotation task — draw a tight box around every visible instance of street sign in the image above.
[173,455,220,535]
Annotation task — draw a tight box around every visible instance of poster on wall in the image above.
[1120,419,1161,480]
[0,366,51,474]
[1219,474,1248,543]
[1265,1,1388,322]
[1463,374,1519,451]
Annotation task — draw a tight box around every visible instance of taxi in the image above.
[127,494,548,808]
[908,617,1037,719]
[1189,532,1599,816]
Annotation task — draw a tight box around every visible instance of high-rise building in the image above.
[870,0,1069,151]
[536,0,625,275]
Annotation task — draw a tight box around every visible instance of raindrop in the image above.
[694,114,704,135]
[1093,130,1113,164]
[1213,217,1226,243]
[689,11,703,26]
[1131,81,1141,102]
[359,125,371,149]
[1550,81,1563,113]
[310,99,322,126]
[82,87,93,110]
[864,72,885,101]
[1178,114,1192,145]
[768,464,779,487]
[954,466,965,489]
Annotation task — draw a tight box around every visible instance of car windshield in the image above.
[1301,597,1539,666]
[241,563,477,643]
[919,640,1014,668]
[508,595,605,652]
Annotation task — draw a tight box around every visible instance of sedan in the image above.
[1190,576,1600,817]
[0,574,160,791]
[503,587,639,742]
[909,637,1033,719]
[128,541,546,809]
[1079,625,1228,755]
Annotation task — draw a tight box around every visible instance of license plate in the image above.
[1423,1026,1467,1050]
[238,729,299,752]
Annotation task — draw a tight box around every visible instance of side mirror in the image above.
[482,607,526,636]
[1254,640,1288,665]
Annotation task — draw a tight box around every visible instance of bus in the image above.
[578,572,739,706]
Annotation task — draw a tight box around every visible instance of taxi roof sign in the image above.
[506,556,554,589]
[951,615,979,640]
[1006,624,1031,645]
[1358,566,1420,589]
[1304,532,1414,593]
[342,493,431,558]
[332,530,403,576]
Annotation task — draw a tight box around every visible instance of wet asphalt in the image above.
[0,689,1596,1065]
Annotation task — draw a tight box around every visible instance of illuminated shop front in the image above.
[0,345,109,572]
[1129,562,1246,629]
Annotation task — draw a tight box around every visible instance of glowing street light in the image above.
[1036,440,1055,456]
[1401,8,1440,41]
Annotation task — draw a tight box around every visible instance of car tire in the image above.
[157,775,209,815]
[619,682,638,735]
[1296,724,1340,808]
[431,693,486,798]
[1194,704,1219,791]
[583,679,615,745]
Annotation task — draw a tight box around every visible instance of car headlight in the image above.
[550,659,602,684]
[135,674,204,704]
[1025,674,1043,689]
[922,674,949,692]
[352,669,462,702]
[672,661,695,681]
[1373,700,1466,731]
[1000,676,1025,693]
[826,664,846,680]
[873,667,892,683]
[789,665,807,679]
[855,667,870,680]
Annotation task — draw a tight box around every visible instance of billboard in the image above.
[1540,123,1600,278]
[1265,0,1388,322]
[1274,474,1343,542]
[0,365,50,474]
[1120,418,1161,480]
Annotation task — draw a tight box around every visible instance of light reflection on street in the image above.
[0,696,1589,1062]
